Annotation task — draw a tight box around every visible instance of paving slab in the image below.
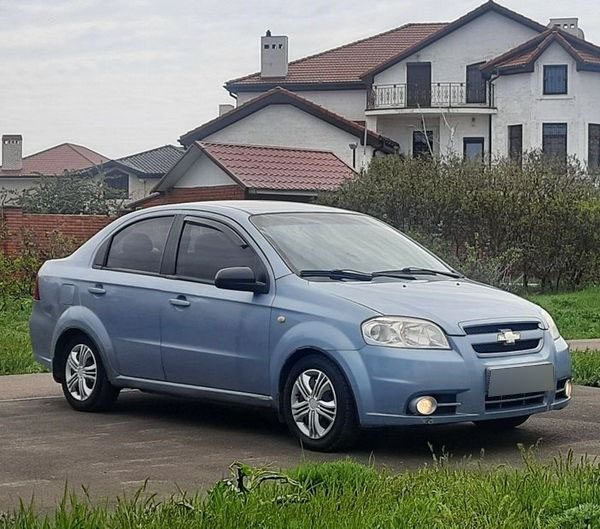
[568,339,600,351]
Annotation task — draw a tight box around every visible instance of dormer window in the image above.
[543,65,568,95]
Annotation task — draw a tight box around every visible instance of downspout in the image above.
[487,73,499,166]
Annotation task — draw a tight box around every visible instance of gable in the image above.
[374,10,541,85]
[175,152,235,188]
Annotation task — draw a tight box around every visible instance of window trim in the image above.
[463,137,485,160]
[543,64,568,95]
[93,214,176,277]
[168,215,270,290]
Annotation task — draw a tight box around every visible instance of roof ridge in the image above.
[65,143,107,165]
[118,144,182,161]
[226,21,448,86]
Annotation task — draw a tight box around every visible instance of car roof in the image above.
[134,200,350,217]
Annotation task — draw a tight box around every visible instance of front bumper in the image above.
[333,334,571,428]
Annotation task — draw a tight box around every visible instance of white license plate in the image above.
[487,363,554,397]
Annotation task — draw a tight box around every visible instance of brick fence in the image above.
[0,207,114,255]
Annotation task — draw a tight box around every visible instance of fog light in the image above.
[410,396,438,416]
[564,379,573,399]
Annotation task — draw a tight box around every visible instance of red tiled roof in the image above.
[482,28,600,74]
[0,142,108,178]
[197,142,357,192]
[226,23,447,88]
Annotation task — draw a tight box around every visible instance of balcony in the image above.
[367,82,494,111]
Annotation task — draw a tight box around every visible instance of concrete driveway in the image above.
[0,373,598,511]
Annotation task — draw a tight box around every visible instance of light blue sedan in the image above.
[30,201,571,451]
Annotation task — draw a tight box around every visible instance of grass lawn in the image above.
[0,298,44,376]
[527,286,600,340]
[4,457,600,528]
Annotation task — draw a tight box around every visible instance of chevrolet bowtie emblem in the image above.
[497,329,521,345]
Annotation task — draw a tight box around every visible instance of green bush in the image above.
[321,152,600,289]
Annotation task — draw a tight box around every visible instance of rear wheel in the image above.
[61,336,119,412]
[474,415,530,430]
[282,355,358,452]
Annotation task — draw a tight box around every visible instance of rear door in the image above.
[160,216,274,395]
[82,215,175,380]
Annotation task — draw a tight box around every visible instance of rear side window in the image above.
[106,216,173,273]
[175,222,262,282]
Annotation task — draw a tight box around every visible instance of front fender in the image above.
[269,320,373,417]
[52,305,119,382]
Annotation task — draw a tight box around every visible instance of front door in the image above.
[407,63,431,108]
[160,217,273,395]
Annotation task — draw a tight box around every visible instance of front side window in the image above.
[175,222,262,283]
[543,65,568,95]
[508,124,523,165]
[542,123,567,160]
[589,124,600,170]
[413,131,433,158]
[251,213,450,275]
[463,137,484,161]
[105,216,173,273]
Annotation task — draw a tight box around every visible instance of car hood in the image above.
[314,279,544,335]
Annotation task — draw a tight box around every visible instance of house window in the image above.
[105,171,129,198]
[463,137,484,161]
[589,124,600,170]
[508,125,523,165]
[543,65,568,95]
[466,63,486,104]
[542,123,567,160]
[413,131,433,158]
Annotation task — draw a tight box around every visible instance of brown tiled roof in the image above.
[196,142,356,192]
[0,143,108,178]
[482,28,600,74]
[225,23,447,89]
[179,87,398,152]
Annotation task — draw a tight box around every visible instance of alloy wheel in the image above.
[65,344,98,401]
[291,368,337,439]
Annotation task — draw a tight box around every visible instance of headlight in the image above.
[539,307,561,340]
[362,317,450,349]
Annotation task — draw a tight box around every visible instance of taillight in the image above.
[33,273,41,301]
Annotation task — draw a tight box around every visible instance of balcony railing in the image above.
[368,82,494,110]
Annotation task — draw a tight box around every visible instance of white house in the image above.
[223,1,600,166]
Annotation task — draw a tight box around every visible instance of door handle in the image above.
[88,285,106,295]
[169,296,190,308]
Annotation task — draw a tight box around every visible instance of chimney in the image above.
[261,30,288,78]
[219,104,235,116]
[2,134,23,171]
[548,18,585,39]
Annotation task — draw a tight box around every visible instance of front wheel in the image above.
[282,355,359,452]
[61,336,120,412]
[474,415,530,430]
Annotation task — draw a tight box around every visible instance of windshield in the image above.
[251,212,452,276]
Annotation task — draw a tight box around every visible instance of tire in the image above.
[60,335,119,412]
[474,415,530,430]
[282,354,359,452]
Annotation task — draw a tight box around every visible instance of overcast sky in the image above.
[0,0,597,159]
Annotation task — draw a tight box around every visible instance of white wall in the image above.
[0,177,39,198]
[375,113,489,157]
[493,42,600,161]
[175,153,234,188]
[374,11,540,86]
[205,104,372,167]
[235,90,367,122]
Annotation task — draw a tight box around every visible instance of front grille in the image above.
[485,391,545,411]
[464,322,540,335]
[473,339,541,354]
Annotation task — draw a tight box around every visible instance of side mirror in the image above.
[214,267,268,294]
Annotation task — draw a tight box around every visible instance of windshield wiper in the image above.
[299,269,373,281]
[373,267,463,279]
